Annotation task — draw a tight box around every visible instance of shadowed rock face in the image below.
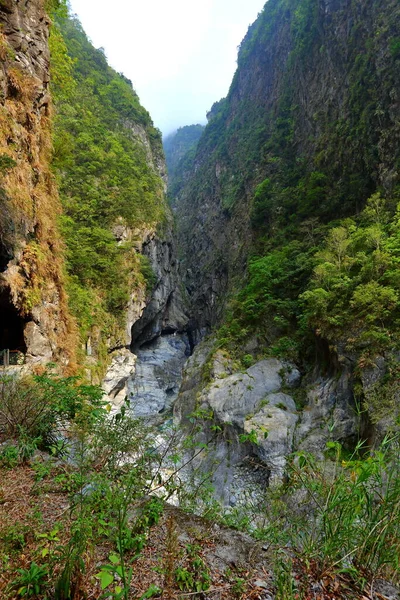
[103,141,189,403]
[130,235,188,348]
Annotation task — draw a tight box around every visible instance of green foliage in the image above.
[0,372,105,450]
[218,191,400,382]
[300,194,400,356]
[174,547,211,593]
[139,585,162,599]
[225,438,400,591]
[48,9,166,356]
[361,358,400,424]
[390,37,400,59]
[273,554,300,600]
[288,438,400,578]
[239,430,259,445]
[217,240,314,359]
[250,177,272,227]
[0,154,16,175]
[12,562,48,597]
[45,0,68,13]
[1,523,31,553]
[139,255,157,294]
[0,444,19,469]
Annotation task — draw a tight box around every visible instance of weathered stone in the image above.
[174,346,300,497]
[103,349,136,408]
[24,322,53,363]
[200,359,284,428]
[0,0,76,367]
[129,234,188,347]
[244,393,299,482]
[294,373,360,457]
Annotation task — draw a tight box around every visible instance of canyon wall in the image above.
[0,0,76,367]
[171,0,400,494]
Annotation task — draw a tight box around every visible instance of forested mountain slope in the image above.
[170,0,400,488]
[49,4,186,376]
[174,0,400,409]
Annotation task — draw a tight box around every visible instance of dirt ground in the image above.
[0,464,398,600]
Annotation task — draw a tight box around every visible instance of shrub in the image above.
[0,372,104,450]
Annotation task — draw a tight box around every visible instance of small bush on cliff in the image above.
[301,194,400,357]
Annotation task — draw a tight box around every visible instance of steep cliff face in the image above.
[176,0,400,331]
[49,9,187,377]
[0,1,187,375]
[163,125,205,203]
[172,0,400,487]
[0,0,76,367]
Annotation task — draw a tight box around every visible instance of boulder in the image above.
[103,349,136,408]
[174,346,301,497]
[244,393,299,482]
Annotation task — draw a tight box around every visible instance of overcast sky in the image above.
[68,0,266,136]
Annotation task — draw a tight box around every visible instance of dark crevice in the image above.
[161,326,178,335]
[187,329,196,355]
[108,344,128,354]
[0,285,27,353]
[0,192,15,273]
[0,243,13,273]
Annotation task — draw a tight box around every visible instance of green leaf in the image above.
[96,570,114,590]
[108,554,120,565]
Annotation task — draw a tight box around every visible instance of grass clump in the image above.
[0,371,104,453]
[234,437,400,597]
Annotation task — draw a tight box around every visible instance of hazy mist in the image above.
[68,0,266,135]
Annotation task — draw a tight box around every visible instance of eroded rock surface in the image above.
[174,342,301,499]
[130,234,188,347]
[127,334,190,417]
[0,0,76,366]
[103,349,137,408]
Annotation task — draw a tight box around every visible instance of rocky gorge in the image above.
[0,0,398,508]
[100,0,400,507]
[0,0,399,597]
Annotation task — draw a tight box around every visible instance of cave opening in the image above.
[0,285,27,356]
